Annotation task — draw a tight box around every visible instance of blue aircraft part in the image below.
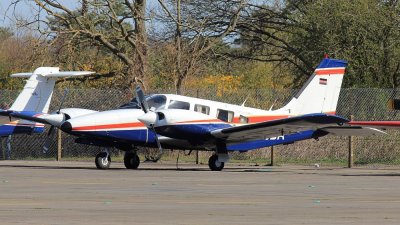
[155,123,232,141]
[70,128,158,146]
[0,124,44,136]
[316,58,348,69]
[227,130,319,151]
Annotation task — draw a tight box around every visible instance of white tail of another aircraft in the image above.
[278,58,348,115]
[9,67,95,113]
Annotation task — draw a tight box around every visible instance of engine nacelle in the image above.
[148,109,231,141]
[39,108,98,127]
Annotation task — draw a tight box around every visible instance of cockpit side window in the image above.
[147,95,167,110]
[168,100,190,110]
[217,109,234,122]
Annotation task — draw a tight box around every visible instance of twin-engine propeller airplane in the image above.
[6,58,385,170]
[0,67,94,137]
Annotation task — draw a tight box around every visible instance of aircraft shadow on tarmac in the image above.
[0,163,288,172]
[3,163,398,175]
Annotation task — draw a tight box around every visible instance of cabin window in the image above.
[168,100,190,110]
[217,109,234,122]
[194,104,210,115]
[147,95,166,110]
[239,115,249,123]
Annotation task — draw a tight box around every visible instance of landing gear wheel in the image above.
[124,151,140,169]
[208,154,224,171]
[95,152,111,169]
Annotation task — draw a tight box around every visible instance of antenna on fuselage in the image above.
[241,94,250,107]
[269,99,278,111]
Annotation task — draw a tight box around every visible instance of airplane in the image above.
[5,57,385,170]
[0,67,95,138]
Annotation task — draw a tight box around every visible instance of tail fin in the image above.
[9,67,94,113]
[279,58,347,115]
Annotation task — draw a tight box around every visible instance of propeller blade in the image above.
[135,86,149,113]
[43,126,56,153]
[150,125,163,161]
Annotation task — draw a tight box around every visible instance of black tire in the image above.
[95,152,111,169]
[124,152,140,169]
[208,154,224,171]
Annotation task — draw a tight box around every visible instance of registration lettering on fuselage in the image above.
[266,135,284,141]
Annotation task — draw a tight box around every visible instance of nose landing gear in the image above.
[95,150,111,169]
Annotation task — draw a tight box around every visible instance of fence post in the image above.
[348,115,354,168]
[270,146,274,166]
[57,129,62,161]
[196,88,199,164]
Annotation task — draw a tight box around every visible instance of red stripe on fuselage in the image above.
[315,68,345,75]
[72,122,145,131]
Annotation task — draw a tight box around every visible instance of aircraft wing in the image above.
[8,111,50,124]
[211,114,384,142]
[0,109,12,117]
[0,110,51,125]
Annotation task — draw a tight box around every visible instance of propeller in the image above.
[43,89,69,153]
[135,86,163,161]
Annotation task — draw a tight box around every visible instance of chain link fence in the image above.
[1,88,400,166]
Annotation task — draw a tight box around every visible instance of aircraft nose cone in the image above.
[60,121,72,132]
[138,112,157,127]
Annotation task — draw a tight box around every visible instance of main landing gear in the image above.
[124,151,140,169]
[208,141,230,171]
[208,154,224,171]
[95,148,141,170]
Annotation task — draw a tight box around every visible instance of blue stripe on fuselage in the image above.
[0,124,44,136]
[69,128,157,146]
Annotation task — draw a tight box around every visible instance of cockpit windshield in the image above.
[147,94,166,110]
[118,94,167,110]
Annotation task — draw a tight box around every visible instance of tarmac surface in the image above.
[1,161,400,225]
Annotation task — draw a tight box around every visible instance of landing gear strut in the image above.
[124,151,140,169]
[95,149,111,169]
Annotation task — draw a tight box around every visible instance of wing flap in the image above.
[349,121,400,129]
[319,126,386,136]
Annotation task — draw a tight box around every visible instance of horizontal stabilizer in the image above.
[11,71,95,78]
[319,126,386,136]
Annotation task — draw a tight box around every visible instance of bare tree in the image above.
[9,0,149,89]
[156,0,246,94]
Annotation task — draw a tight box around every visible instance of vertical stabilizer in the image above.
[279,58,347,115]
[10,67,59,113]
